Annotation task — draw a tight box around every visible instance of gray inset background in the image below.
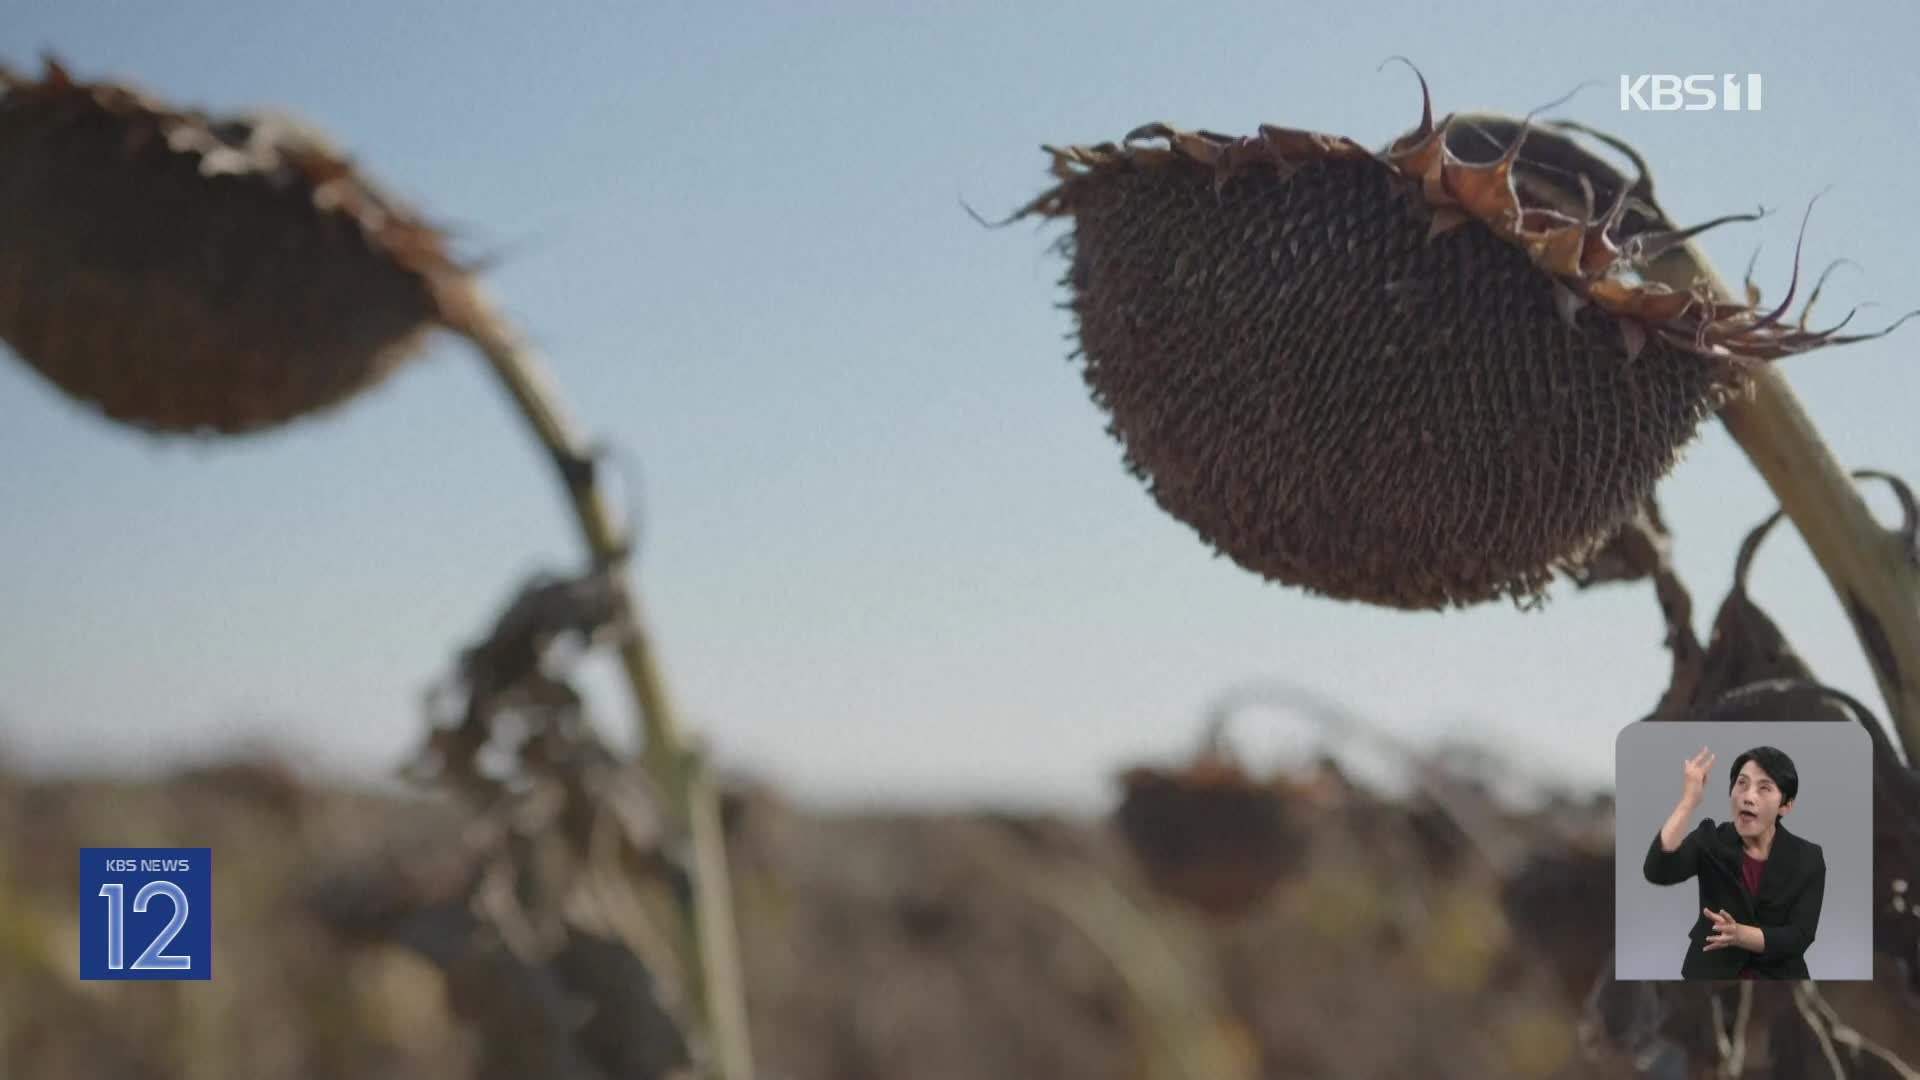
[1615,721,1872,980]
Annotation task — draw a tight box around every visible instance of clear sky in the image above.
[3,2,1916,811]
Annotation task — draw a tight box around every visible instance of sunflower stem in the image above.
[1656,245,1920,758]
[442,280,755,1080]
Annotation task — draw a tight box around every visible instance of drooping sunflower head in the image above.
[1015,69,1904,610]
[1115,751,1299,916]
[0,57,466,436]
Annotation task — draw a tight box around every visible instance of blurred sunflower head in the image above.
[0,57,466,436]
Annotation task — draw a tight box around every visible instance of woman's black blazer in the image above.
[1642,818,1825,979]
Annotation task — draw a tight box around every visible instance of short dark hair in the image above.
[1729,746,1799,804]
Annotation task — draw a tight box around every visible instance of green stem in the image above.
[441,279,754,1080]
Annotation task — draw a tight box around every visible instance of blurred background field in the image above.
[3,733,1919,1080]
[0,738,1625,1079]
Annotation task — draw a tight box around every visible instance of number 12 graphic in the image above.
[98,882,193,971]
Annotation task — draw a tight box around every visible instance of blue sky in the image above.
[3,1,1916,809]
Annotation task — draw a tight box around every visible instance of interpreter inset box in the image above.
[1614,723,1870,981]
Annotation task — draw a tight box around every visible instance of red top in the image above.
[1739,852,1768,979]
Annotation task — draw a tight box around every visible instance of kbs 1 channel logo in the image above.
[79,848,212,980]
[1620,74,1763,112]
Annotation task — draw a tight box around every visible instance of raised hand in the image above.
[1653,746,1717,860]
[1681,746,1714,804]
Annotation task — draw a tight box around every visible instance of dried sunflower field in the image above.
[5,16,1920,1080]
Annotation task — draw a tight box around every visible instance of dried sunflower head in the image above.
[1013,71,1902,610]
[0,57,464,436]
[1497,845,1612,1002]
[1114,748,1298,917]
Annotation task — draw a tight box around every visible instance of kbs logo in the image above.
[1620,74,1763,111]
[79,847,212,980]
